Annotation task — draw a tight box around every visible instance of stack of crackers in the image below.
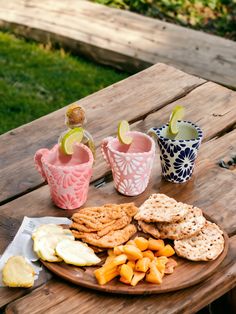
[70,203,138,250]
[135,194,224,261]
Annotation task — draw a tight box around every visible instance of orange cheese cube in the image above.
[154,257,168,275]
[155,244,175,257]
[135,257,150,273]
[126,240,137,246]
[94,267,119,285]
[120,264,134,283]
[131,271,145,286]
[145,261,163,284]
[148,238,165,251]
[155,256,169,264]
[97,254,127,275]
[123,245,143,260]
[112,254,128,265]
[142,250,155,261]
[127,260,136,270]
[134,237,149,251]
[113,245,124,255]
[104,255,115,265]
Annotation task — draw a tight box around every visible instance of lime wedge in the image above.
[60,127,84,155]
[169,106,185,135]
[118,120,133,145]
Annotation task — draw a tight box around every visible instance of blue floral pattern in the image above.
[173,147,196,178]
[149,121,203,183]
[160,153,171,173]
[160,141,182,157]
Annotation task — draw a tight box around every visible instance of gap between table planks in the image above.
[0,127,235,310]
[0,63,235,311]
[0,0,236,89]
[1,64,236,205]
[0,63,206,204]
[3,236,236,314]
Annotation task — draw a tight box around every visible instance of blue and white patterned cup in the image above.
[148,121,203,183]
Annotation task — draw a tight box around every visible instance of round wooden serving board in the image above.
[41,215,229,295]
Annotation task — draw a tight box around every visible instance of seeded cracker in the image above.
[157,206,206,240]
[135,194,188,223]
[174,221,224,261]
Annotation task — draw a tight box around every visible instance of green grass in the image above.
[0,31,128,135]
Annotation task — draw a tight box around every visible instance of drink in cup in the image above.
[101,121,155,196]
[148,106,203,183]
[34,106,95,210]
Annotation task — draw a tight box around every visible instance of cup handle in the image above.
[101,137,113,167]
[34,148,49,181]
[147,128,158,143]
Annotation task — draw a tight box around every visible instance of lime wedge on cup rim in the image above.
[118,120,133,145]
[169,105,185,136]
[60,127,84,155]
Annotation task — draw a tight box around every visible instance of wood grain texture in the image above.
[4,236,236,314]
[0,56,235,310]
[0,270,51,308]
[0,63,205,203]
[0,0,235,88]
[40,224,229,295]
[2,71,236,206]
[0,130,235,256]
[0,128,235,308]
[94,81,236,183]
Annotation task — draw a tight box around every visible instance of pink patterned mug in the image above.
[101,131,155,196]
[34,143,93,210]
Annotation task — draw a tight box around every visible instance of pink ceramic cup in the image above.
[34,143,93,210]
[101,131,155,196]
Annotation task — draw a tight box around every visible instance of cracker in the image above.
[71,219,114,233]
[135,194,188,223]
[157,206,206,240]
[72,224,137,248]
[71,203,138,233]
[138,221,160,238]
[174,221,224,261]
[97,215,132,237]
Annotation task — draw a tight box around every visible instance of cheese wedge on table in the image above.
[2,256,35,288]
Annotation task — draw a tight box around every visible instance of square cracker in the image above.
[135,193,188,223]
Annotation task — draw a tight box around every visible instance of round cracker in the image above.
[174,221,224,261]
[157,206,206,240]
[135,194,188,223]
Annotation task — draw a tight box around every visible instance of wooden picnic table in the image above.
[0,63,235,314]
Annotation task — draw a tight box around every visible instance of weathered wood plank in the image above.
[94,81,236,183]
[0,270,50,308]
[0,63,205,203]
[0,0,235,88]
[0,128,235,308]
[1,74,236,206]
[4,236,236,314]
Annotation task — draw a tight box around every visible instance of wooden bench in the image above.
[0,63,236,313]
[0,0,236,89]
